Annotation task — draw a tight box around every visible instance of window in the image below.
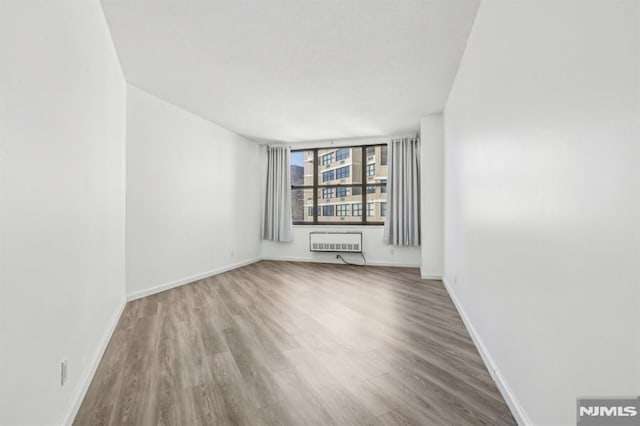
[336,148,349,161]
[366,163,375,177]
[322,170,334,182]
[380,146,388,165]
[291,144,386,224]
[381,202,386,217]
[366,146,375,157]
[322,205,334,216]
[335,166,350,179]
[321,152,334,165]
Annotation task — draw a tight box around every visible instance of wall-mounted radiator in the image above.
[309,232,363,253]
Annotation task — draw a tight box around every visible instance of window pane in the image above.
[291,188,314,222]
[289,146,386,225]
[290,150,314,186]
[366,163,375,177]
[322,169,334,182]
[321,187,334,199]
[366,146,375,158]
[335,165,350,179]
[321,151,334,165]
[318,147,362,185]
[365,145,387,185]
[367,202,375,217]
[366,189,386,222]
[336,148,350,161]
[336,186,348,197]
[319,186,361,200]
[320,205,334,217]
[317,188,363,223]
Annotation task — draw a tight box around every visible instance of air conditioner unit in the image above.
[309,232,362,253]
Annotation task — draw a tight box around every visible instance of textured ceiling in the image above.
[101,0,479,142]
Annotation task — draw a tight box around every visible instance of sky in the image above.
[291,151,304,167]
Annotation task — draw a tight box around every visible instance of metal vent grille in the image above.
[309,232,362,253]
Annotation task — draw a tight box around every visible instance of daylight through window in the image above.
[290,145,388,224]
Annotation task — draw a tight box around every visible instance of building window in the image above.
[290,144,386,225]
[322,170,334,182]
[366,146,375,158]
[380,146,388,165]
[381,202,386,217]
[336,148,349,161]
[335,166,350,179]
[322,152,334,165]
[366,163,375,177]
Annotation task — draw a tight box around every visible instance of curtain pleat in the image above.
[383,137,420,246]
[263,146,293,242]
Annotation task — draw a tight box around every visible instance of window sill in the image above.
[292,223,385,228]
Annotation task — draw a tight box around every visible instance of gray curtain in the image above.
[263,146,293,242]
[383,136,420,246]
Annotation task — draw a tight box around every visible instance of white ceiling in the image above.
[101,0,479,142]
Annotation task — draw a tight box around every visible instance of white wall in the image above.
[262,226,421,267]
[126,85,262,299]
[0,1,126,424]
[444,1,640,424]
[420,115,444,279]
[261,135,423,268]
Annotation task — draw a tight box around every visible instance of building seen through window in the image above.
[290,145,387,224]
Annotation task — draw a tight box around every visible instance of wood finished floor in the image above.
[74,261,515,426]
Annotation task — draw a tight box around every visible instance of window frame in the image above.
[335,165,350,179]
[336,204,349,216]
[366,163,375,177]
[336,148,350,161]
[291,144,386,226]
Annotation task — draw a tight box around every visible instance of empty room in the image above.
[1,0,638,425]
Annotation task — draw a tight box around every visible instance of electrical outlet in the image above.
[390,248,395,255]
[61,360,68,387]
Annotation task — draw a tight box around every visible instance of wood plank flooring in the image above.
[74,261,515,425]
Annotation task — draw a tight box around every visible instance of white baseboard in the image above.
[261,255,420,268]
[441,278,531,426]
[63,297,127,426]
[420,268,442,280]
[127,257,263,301]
